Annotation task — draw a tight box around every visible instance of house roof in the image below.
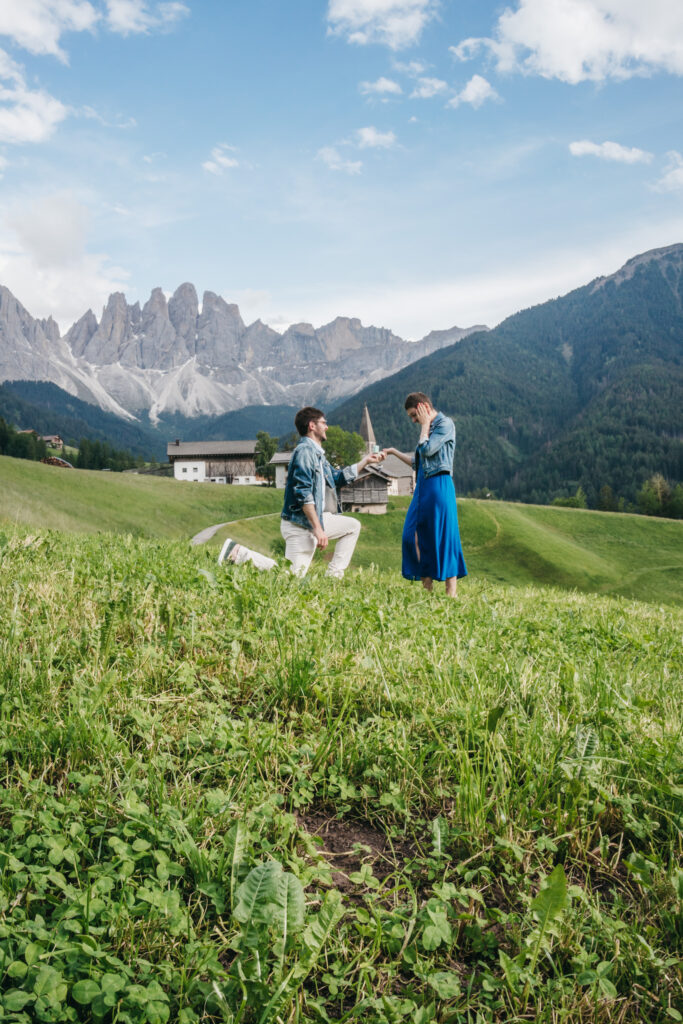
[380,454,414,478]
[167,440,257,458]
[270,451,293,465]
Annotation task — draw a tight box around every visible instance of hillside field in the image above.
[0,519,680,1022]
[3,456,680,606]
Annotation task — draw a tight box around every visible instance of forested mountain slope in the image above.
[333,245,683,505]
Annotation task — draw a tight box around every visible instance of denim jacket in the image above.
[412,411,455,477]
[281,437,358,530]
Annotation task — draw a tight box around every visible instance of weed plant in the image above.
[0,526,681,1022]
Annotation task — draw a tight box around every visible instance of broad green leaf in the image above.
[3,989,34,1011]
[530,864,568,930]
[598,977,617,999]
[272,870,305,938]
[72,979,101,1004]
[427,971,461,998]
[234,861,282,928]
[301,890,344,963]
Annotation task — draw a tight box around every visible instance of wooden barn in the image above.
[339,465,389,514]
[167,439,259,484]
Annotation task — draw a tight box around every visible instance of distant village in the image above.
[166,405,413,515]
[10,405,413,514]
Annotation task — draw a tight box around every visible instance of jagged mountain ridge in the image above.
[0,282,486,422]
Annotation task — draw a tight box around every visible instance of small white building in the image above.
[167,439,259,484]
[270,451,293,490]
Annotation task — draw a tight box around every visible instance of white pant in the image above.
[280,513,361,578]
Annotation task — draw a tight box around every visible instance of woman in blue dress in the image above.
[382,392,467,597]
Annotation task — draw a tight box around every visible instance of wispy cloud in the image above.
[356,125,396,148]
[0,190,129,329]
[105,1,189,36]
[652,151,683,192]
[451,0,683,84]
[410,76,447,98]
[0,49,68,143]
[0,1,188,61]
[393,58,428,76]
[327,0,439,50]
[448,75,499,109]
[317,146,362,174]
[0,0,98,63]
[359,76,402,96]
[202,144,239,175]
[569,140,653,164]
[80,104,137,128]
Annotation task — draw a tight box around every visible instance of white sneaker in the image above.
[218,538,276,571]
[217,538,242,564]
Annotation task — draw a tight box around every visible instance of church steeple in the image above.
[359,403,376,455]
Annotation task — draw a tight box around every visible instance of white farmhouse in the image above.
[167,439,259,484]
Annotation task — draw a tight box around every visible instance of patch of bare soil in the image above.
[297,812,415,892]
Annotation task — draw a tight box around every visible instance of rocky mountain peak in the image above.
[0,279,488,422]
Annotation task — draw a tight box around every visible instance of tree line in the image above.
[0,417,142,472]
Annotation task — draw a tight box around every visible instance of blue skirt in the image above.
[402,470,467,582]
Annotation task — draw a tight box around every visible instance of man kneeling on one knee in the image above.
[280,407,383,578]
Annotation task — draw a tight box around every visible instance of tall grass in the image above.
[0,524,680,1021]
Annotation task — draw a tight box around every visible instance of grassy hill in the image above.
[0,524,680,1022]
[0,453,282,537]
[2,454,682,606]
[216,497,683,608]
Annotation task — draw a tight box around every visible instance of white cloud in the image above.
[105,0,189,35]
[448,74,499,109]
[202,143,239,175]
[569,139,653,164]
[80,104,137,128]
[327,0,439,50]
[0,51,68,143]
[393,58,428,76]
[359,76,402,95]
[0,191,129,329]
[451,0,683,84]
[317,146,363,174]
[652,151,683,192]
[356,125,396,148]
[410,76,447,98]
[0,0,98,62]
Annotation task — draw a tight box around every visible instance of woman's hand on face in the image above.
[415,402,432,425]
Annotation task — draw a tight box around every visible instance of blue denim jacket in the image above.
[281,437,358,530]
[412,411,455,477]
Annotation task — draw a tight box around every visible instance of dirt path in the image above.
[190,512,279,546]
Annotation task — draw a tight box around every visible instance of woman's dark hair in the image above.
[404,392,432,411]
[294,406,325,436]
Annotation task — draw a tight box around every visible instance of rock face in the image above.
[0,280,488,422]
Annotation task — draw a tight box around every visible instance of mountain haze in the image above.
[333,244,683,506]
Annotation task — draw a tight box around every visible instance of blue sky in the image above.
[1,0,683,339]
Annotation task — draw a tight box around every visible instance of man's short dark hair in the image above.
[404,392,432,411]
[295,406,325,436]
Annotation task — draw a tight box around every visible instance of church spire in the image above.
[359,403,376,455]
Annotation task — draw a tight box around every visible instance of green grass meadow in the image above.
[0,456,681,1022]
